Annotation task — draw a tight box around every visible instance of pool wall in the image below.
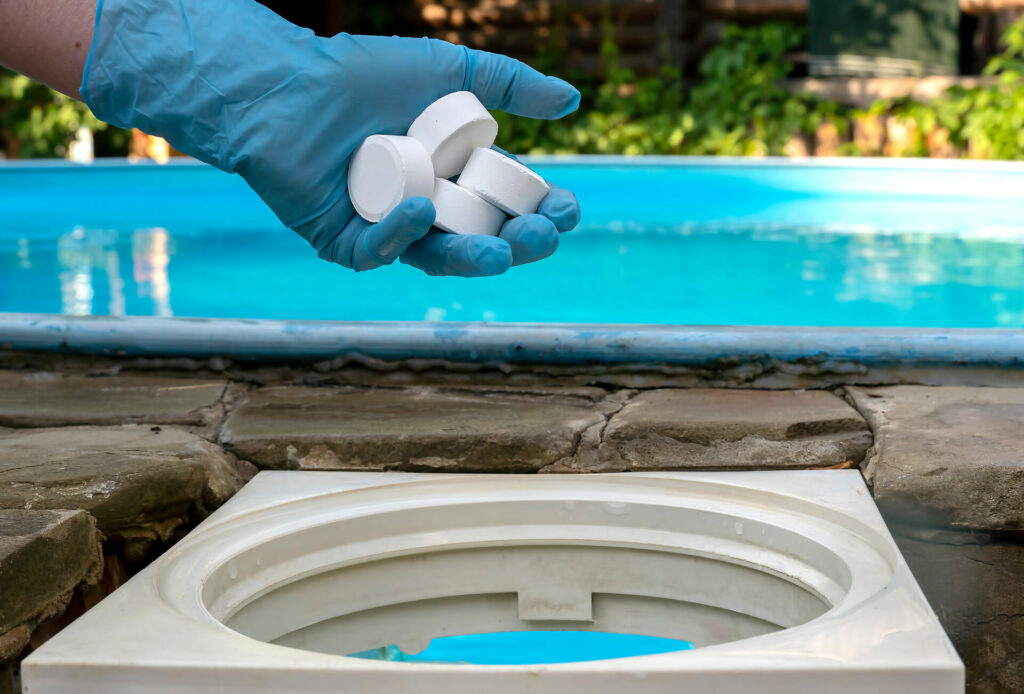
[2,314,1023,390]
[3,155,1024,386]
[2,313,1023,365]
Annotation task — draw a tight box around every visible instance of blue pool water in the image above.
[2,158,1024,327]
[349,630,694,665]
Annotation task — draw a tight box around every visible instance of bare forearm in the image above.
[0,0,97,98]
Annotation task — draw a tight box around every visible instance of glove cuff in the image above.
[80,0,314,173]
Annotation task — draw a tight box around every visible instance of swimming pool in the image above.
[2,157,1023,328]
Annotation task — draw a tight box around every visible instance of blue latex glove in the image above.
[81,0,582,277]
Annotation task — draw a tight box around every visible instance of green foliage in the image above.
[951,17,1024,159]
[684,23,813,155]
[498,15,1024,161]
[878,17,1024,160]
[493,16,689,155]
[0,68,120,158]
[497,21,830,156]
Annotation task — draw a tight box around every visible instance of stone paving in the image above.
[595,388,870,472]
[0,372,227,428]
[0,510,101,665]
[844,385,1024,693]
[848,386,1024,532]
[219,385,871,473]
[220,385,606,472]
[0,366,1022,692]
[0,427,252,562]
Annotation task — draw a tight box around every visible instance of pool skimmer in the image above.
[24,470,963,693]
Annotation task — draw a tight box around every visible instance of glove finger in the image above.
[499,214,560,267]
[488,148,580,233]
[537,183,581,233]
[467,49,581,120]
[343,197,435,271]
[401,231,513,277]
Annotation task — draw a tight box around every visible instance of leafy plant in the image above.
[957,17,1024,158]
[683,22,811,155]
[498,14,1024,161]
[0,69,122,158]
[497,20,832,157]
[494,13,689,155]
[879,17,1024,160]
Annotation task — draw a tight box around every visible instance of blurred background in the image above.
[2,0,1024,161]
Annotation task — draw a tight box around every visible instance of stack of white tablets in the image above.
[348,92,549,237]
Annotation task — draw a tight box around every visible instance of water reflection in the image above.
[4,222,1022,327]
[132,228,173,317]
[106,244,126,316]
[48,226,171,317]
[16,239,31,270]
[57,228,101,315]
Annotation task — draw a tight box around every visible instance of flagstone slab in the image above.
[596,389,871,471]
[0,372,226,427]
[0,426,250,536]
[0,510,102,662]
[848,386,1024,532]
[220,386,605,472]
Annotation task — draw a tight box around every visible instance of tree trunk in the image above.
[1,128,20,159]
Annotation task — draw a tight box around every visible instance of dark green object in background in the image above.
[809,0,960,76]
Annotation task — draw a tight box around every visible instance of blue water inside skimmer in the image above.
[349,631,694,665]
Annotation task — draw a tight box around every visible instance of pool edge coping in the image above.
[2,313,1022,366]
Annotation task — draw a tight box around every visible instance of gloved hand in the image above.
[81,0,582,277]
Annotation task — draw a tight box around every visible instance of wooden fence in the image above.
[264,0,1024,78]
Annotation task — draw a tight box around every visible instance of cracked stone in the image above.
[432,385,608,402]
[0,426,252,536]
[893,529,1024,694]
[598,389,870,471]
[0,509,102,662]
[541,390,637,474]
[220,386,605,472]
[0,372,227,427]
[848,386,1024,532]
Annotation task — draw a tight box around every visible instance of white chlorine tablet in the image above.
[348,135,435,223]
[457,147,550,217]
[432,178,506,236]
[407,91,499,179]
